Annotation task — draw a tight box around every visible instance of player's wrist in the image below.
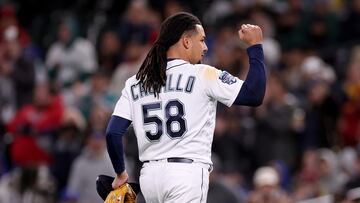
[247,43,262,48]
[112,171,129,189]
[247,40,262,46]
[116,170,128,178]
[247,44,264,60]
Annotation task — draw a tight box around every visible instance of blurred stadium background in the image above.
[0,0,360,202]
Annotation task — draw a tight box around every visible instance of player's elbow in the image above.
[233,96,263,107]
[252,85,266,107]
[105,125,121,143]
[246,90,265,107]
[244,97,263,107]
[234,87,265,106]
[252,98,263,107]
[252,90,265,107]
[105,125,113,138]
[105,130,114,144]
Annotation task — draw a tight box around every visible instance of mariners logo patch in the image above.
[219,71,237,85]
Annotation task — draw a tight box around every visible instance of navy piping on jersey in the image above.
[167,58,180,61]
[200,168,204,203]
[166,62,188,70]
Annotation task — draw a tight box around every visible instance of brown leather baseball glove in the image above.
[104,183,136,203]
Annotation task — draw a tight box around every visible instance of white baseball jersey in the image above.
[113,59,243,165]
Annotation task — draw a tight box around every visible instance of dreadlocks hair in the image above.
[136,12,201,96]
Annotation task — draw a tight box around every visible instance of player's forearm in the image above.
[233,44,266,106]
[106,115,131,174]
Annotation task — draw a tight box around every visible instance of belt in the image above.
[143,157,193,163]
[143,158,213,172]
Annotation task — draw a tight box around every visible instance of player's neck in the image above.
[167,45,190,63]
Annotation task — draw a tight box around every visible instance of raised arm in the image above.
[233,24,266,106]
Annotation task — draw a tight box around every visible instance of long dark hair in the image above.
[136,12,201,96]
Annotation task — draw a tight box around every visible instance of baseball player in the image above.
[106,12,265,203]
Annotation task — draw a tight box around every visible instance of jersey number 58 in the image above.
[142,99,187,141]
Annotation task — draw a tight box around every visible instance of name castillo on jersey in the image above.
[130,74,196,101]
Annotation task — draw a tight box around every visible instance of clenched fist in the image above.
[239,24,263,46]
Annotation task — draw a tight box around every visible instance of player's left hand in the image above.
[96,174,141,202]
[105,183,137,203]
[238,24,263,46]
[112,171,129,189]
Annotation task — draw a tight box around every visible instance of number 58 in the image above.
[142,100,187,141]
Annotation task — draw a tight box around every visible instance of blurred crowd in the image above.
[0,0,360,202]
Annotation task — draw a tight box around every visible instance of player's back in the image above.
[118,59,243,164]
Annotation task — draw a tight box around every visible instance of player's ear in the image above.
[182,36,191,49]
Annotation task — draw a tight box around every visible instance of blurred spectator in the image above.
[0,3,44,79]
[0,165,56,203]
[292,149,321,201]
[97,30,122,76]
[109,39,149,97]
[9,132,51,168]
[302,57,339,148]
[317,148,346,195]
[248,7,281,68]
[6,83,64,170]
[144,7,162,44]
[78,71,117,119]
[213,107,256,183]
[343,186,360,203]
[7,82,64,137]
[50,107,85,197]
[221,166,249,203]
[207,154,243,203]
[302,0,339,50]
[0,42,15,128]
[337,147,357,197]
[87,104,111,132]
[340,0,360,44]
[246,166,291,203]
[202,0,233,27]
[163,0,190,18]
[301,55,336,84]
[337,45,360,146]
[65,130,114,203]
[296,194,334,203]
[209,26,244,73]
[46,15,97,105]
[270,160,292,191]
[108,0,154,97]
[342,145,360,200]
[255,72,301,170]
[0,25,35,109]
[0,4,31,48]
[274,0,306,50]
[117,0,153,48]
[280,47,307,98]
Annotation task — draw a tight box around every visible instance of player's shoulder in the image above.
[193,64,221,80]
[193,63,216,70]
[123,75,138,88]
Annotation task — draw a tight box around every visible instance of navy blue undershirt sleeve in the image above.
[106,115,132,174]
[233,44,266,106]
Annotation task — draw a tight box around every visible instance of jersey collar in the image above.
[166,59,189,70]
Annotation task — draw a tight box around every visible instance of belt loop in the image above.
[208,165,213,172]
